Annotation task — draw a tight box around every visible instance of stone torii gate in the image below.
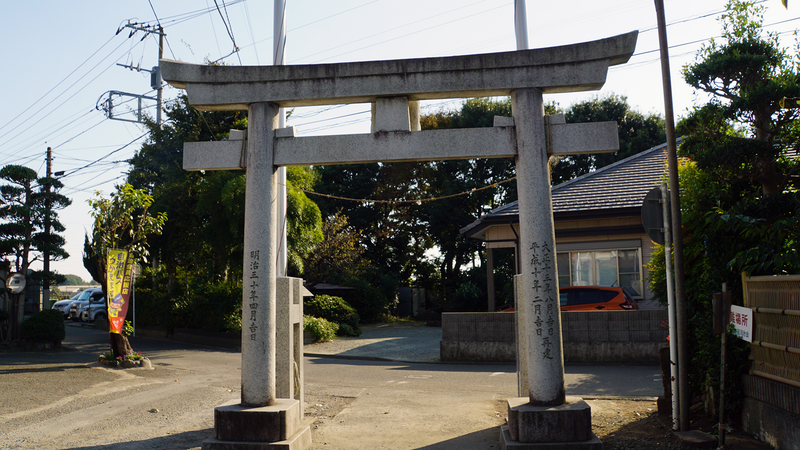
[161,30,637,450]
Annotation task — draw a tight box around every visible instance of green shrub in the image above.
[21,309,65,342]
[304,295,361,336]
[337,323,358,337]
[133,267,243,334]
[341,277,390,323]
[303,315,338,342]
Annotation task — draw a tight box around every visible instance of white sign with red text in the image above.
[730,305,753,342]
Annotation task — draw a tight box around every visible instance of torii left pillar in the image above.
[202,102,312,450]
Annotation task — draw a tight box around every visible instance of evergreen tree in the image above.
[0,164,70,339]
[649,0,800,422]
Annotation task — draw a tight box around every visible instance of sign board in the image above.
[730,305,753,342]
[641,187,665,245]
[7,273,26,294]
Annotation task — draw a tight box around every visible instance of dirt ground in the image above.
[589,398,772,450]
[588,398,682,449]
[304,395,772,450]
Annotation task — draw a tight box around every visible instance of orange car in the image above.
[559,286,639,311]
[502,286,639,312]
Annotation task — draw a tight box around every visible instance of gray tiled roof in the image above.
[460,140,674,238]
[551,141,669,213]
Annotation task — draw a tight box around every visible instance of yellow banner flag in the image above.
[107,249,133,334]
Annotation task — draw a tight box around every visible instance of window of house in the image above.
[555,248,643,298]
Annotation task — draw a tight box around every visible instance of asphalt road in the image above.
[0,322,662,449]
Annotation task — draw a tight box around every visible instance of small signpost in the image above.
[712,286,754,448]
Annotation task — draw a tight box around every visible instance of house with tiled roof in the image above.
[460,140,675,310]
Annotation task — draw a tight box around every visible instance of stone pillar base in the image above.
[201,399,312,450]
[500,396,602,449]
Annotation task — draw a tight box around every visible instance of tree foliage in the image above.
[0,165,71,277]
[550,95,666,184]
[85,183,166,357]
[678,0,800,274]
[649,0,800,422]
[128,95,247,286]
[0,164,70,339]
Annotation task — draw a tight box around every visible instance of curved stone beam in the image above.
[160,31,637,111]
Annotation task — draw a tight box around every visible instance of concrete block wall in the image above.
[440,310,668,363]
[440,312,516,362]
[741,374,800,450]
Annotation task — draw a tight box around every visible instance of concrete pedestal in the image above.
[202,399,311,450]
[500,397,602,449]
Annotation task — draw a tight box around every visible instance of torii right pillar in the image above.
[503,87,602,449]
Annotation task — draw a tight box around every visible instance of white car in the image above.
[52,293,80,319]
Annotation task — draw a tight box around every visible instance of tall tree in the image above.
[0,164,70,339]
[681,0,800,198]
[420,98,518,303]
[285,166,323,276]
[85,183,166,357]
[128,95,247,287]
[649,0,800,422]
[550,95,666,184]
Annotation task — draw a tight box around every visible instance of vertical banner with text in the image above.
[107,249,133,334]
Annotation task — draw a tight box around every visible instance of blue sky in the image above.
[1,0,796,279]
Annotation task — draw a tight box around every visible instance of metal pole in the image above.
[43,147,52,311]
[661,182,679,430]
[719,282,728,448]
[514,0,529,50]
[157,27,164,127]
[132,277,136,338]
[274,0,288,277]
[655,0,690,430]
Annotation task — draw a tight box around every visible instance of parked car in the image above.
[68,288,104,321]
[559,286,639,311]
[80,296,107,323]
[502,286,639,312]
[52,293,81,319]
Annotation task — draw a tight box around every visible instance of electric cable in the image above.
[213,0,242,65]
[0,36,143,155]
[0,34,118,137]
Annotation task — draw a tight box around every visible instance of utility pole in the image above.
[156,25,164,126]
[655,0,689,431]
[274,0,288,277]
[42,147,52,310]
[104,22,165,126]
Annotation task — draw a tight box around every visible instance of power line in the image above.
[213,0,242,64]
[0,36,142,156]
[292,0,502,64]
[57,132,148,181]
[0,34,118,137]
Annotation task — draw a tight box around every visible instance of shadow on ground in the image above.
[414,427,502,449]
[68,428,212,450]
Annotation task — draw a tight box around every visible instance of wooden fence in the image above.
[743,274,800,388]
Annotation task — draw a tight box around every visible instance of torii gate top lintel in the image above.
[160,31,637,111]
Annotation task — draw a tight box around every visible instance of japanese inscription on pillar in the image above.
[248,250,260,341]
[529,241,556,360]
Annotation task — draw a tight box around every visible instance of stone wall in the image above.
[440,310,668,363]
